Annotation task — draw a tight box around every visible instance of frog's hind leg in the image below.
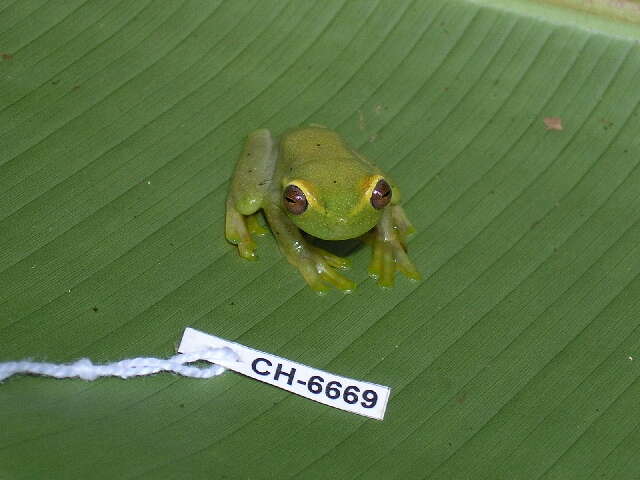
[225,129,276,260]
[226,198,258,260]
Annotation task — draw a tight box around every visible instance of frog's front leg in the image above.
[263,203,355,294]
[225,129,276,260]
[368,205,420,287]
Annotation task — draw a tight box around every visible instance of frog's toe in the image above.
[295,255,355,293]
[227,227,258,260]
[368,239,392,283]
[368,241,381,278]
[320,266,356,292]
[368,236,419,287]
[377,244,396,288]
[392,205,416,237]
[246,213,268,236]
[317,248,351,270]
[226,209,257,256]
[308,279,331,295]
[297,263,330,294]
[238,239,258,260]
[393,244,421,281]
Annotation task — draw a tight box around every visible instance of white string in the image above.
[0,347,239,382]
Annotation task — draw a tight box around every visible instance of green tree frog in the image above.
[225,125,420,293]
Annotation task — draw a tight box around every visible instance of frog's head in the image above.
[281,172,392,241]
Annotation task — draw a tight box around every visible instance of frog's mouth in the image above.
[296,214,379,241]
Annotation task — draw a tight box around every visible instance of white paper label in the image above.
[178,328,390,420]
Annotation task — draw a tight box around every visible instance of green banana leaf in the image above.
[2,0,640,478]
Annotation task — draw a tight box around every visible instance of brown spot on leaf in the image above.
[544,117,563,131]
[1,53,13,60]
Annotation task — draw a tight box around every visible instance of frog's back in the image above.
[280,126,371,171]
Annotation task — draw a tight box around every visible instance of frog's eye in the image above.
[370,179,392,209]
[283,184,308,215]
